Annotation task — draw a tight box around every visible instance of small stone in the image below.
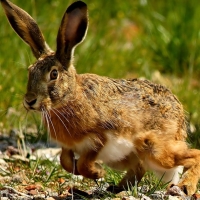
[0,176,12,182]
[28,189,38,195]
[32,194,46,200]
[34,148,61,162]
[116,191,128,198]
[46,198,55,200]
[168,195,184,200]
[12,174,23,183]
[0,158,8,166]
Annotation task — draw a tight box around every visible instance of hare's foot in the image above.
[60,147,79,175]
[174,149,200,195]
[175,169,200,195]
[77,151,105,180]
[166,184,186,196]
[77,160,105,179]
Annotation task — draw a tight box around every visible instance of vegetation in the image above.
[0,0,200,197]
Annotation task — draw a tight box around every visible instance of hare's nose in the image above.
[25,98,37,107]
[24,93,37,107]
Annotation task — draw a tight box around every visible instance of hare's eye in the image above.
[50,69,58,80]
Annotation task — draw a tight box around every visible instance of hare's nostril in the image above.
[25,98,37,107]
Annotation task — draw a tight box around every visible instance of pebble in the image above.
[12,174,23,183]
[46,198,55,200]
[32,148,61,162]
[33,195,46,200]
[0,198,9,200]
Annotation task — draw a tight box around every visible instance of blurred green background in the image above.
[0,0,200,147]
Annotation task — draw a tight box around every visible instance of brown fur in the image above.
[1,0,200,196]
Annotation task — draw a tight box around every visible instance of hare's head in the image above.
[1,0,88,111]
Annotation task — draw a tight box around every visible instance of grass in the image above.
[1,154,169,199]
[1,0,200,198]
[1,0,200,141]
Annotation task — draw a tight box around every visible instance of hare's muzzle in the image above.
[24,93,38,110]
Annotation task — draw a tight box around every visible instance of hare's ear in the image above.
[1,0,51,58]
[56,1,88,67]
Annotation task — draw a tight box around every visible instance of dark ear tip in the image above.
[0,0,7,3]
[1,0,11,9]
[66,1,87,13]
[0,0,6,3]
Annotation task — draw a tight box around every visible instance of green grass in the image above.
[1,0,200,197]
[1,156,169,199]
[1,0,200,143]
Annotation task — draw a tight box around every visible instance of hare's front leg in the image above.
[60,147,79,175]
[77,150,105,180]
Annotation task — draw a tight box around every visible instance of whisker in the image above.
[58,106,79,132]
[40,109,51,147]
[53,108,70,123]
[41,108,50,132]
[51,108,71,136]
[43,108,58,142]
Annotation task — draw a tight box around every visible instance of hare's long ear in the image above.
[56,1,88,67]
[1,0,51,58]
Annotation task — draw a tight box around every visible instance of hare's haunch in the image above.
[1,0,200,195]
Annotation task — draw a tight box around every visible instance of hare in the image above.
[1,0,200,196]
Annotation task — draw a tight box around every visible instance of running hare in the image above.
[1,0,200,195]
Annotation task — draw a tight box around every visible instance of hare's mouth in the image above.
[23,97,43,111]
[23,100,39,111]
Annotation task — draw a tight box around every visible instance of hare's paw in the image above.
[77,162,105,180]
[166,184,186,196]
[167,183,196,196]
[178,183,196,196]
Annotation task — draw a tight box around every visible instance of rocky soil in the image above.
[0,131,199,200]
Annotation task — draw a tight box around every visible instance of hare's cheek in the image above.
[48,86,60,102]
[41,97,52,110]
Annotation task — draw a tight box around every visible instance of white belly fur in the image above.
[97,133,135,164]
[144,159,183,184]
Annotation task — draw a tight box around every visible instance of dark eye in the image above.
[50,69,58,80]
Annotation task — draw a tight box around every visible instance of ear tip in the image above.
[0,0,8,3]
[67,1,87,13]
[0,0,6,4]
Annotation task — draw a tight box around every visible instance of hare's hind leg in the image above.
[107,153,145,193]
[118,162,145,188]
[107,165,145,194]
[134,131,200,195]
[173,149,200,195]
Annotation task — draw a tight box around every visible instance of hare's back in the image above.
[80,74,187,140]
[109,78,187,140]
